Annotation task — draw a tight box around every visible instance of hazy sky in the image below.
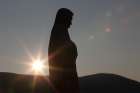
[0,0,140,81]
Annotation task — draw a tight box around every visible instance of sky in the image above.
[0,0,140,81]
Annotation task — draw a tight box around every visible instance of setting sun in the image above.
[23,48,49,75]
[31,57,46,75]
[32,59,44,71]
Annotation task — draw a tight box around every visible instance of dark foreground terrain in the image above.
[0,72,140,93]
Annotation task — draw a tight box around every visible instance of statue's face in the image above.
[67,16,73,29]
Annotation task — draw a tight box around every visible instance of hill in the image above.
[80,73,140,93]
[0,72,140,93]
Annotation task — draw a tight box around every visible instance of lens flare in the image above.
[31,58,45,75]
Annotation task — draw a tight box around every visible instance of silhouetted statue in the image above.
[48,8,80,93]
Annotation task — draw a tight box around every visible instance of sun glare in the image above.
[23,46,48,75]
[31,57,46,75]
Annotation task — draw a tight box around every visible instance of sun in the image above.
[31,57,46,75]
[32,59,44,72]
[22,47,48,75]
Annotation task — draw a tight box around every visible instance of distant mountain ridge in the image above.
[80,73,140,93]
[0,72,140,93]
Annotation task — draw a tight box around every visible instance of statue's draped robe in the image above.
[48,26,79,93]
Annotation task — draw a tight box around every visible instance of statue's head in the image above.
[54,8,73,28]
